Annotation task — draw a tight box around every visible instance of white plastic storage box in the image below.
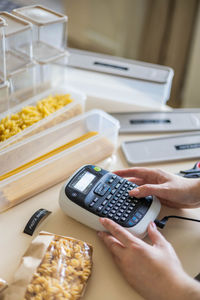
[0,109,119,212]
[0,12,32,77]
[0,81,9,113]
[13,5,68,63]
[0,86,86,150]
[0,17,6,85]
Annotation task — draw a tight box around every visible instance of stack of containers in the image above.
[0,12,34,106]
[13,5,69,88]
[0,5,119,211]
[0,17,9,113]
[0,6,86,149]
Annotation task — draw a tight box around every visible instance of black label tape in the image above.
[175,143,200,150]
[24,208,51,236]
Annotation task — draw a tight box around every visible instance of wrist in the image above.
[175,273,200,300]
[188,178,200,207]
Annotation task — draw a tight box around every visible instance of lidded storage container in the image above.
[0,17,6,85]
[0,12,32,77]
[0,109,119,212]
[0,86,86,150]
[13,5,68,63]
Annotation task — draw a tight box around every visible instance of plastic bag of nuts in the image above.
[3,232,93,300]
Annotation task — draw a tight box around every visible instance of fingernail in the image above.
[150,221,157,230]
[97,231,103,238]
[99,217,105,224]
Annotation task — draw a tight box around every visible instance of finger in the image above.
[100,218,138,247]
[147,222,168,246]
[127,177,145,186]
[129,184,164,198]
[98,231,124,257]
[114,167,161,183]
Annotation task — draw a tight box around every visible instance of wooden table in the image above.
[0,108,200,300]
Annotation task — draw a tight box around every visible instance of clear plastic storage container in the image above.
[0,12,33,77]
[13,5,68,63]
[0,17,6,85]
[0,81,9,113]
[0,109,119,212]
[8,62,52,106]
[0,86,86,150]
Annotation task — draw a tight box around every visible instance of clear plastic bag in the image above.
[4,232,93,300]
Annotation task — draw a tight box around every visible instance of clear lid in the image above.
[0,12,32,37]
[13,5,68,26]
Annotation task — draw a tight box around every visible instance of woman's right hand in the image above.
[114,167,200,208]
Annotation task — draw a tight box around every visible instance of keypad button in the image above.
[97,206,103,212]
[89,202,95,207]
[135,212,143,219]
[121,217,126,222]
[111,189,117,194]
[108,203,113,208]
[116,212,122,217]
[108,213,113,218]
[102,200,108,206]
[111,200,116,204]
[114,216,119,221]
[132,216,138,223]
[115,183,120,189]
[112,175,117,179]
[102,210,108,215]
[124,213,129,218]
[93,197,99,203]
[111,209,116,214]
[119,199,124,204]
[106,194,112,200]
[116,202,121,207]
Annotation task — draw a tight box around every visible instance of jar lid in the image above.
[0,12,32,37]
[13,5,67,26]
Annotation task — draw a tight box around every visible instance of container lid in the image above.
[0,12,32,37]
[13,5,68,26]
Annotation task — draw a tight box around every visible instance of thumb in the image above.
[147,222,167,246]
[129,184,162,198]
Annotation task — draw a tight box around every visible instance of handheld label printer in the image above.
[59,165,161,238]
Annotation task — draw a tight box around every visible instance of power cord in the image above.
[155,215,200,229]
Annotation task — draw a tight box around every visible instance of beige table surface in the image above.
[1,105,200,300]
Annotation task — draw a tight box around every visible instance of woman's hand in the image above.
[98,218,200,300]
[114,167,200,208]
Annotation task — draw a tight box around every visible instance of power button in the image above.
[94,166,101,172]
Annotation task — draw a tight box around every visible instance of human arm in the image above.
[114,167,200,208]
[98,218,200,300]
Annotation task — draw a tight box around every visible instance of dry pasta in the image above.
[0,94,73,142]
[23,235,92,300]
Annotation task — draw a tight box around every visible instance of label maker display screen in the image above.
[74,172,96,193]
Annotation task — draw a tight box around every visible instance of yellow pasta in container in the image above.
[0,87,86,150]
[3,232,93,300]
